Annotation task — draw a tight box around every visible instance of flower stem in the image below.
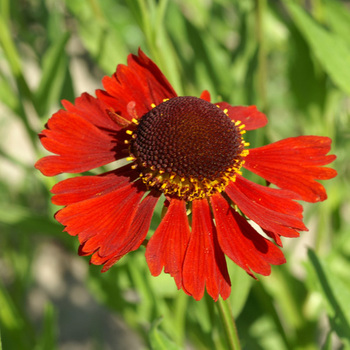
[217,298,242,350]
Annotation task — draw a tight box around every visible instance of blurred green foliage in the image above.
[1,0,350,349]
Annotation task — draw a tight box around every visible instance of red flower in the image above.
[35,49,337,301]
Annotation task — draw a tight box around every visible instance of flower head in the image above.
[35,49,337,301]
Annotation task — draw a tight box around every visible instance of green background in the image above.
[0,0,349,349]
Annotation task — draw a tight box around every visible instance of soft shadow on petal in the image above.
[210,193,286,278]
[225,176,307,241]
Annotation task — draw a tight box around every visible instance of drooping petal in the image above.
[51,164,137,205]
[225,176,307,242]
[53,166,142,268]
[35,109,128,176]
[182,199,231,301]
[55,177,146,260]
[90,190,161,272]
[243,136,337,202]
[145,198,190,290]
[97,48,177,120]
[216,102,268,130]
[210,193,286,278]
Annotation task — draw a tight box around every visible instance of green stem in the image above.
[217,298,241,350]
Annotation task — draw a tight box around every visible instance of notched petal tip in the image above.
[146,198,190,290]
[244,136,337,203]
[182,199,231,301]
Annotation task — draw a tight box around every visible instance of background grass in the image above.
[0,0,349,349]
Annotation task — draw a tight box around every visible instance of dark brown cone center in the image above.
[132,96,242,180]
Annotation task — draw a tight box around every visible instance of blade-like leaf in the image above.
[227,260,252,318]
[35,303,57,350]
[35,32,70,117]
[324,0,350,45]
[149,318,182,350]
[286,1,350,96]
[307,249,350,345]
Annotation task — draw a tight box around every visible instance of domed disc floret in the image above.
[129,96,248,200]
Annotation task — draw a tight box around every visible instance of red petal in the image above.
[61,92,119,131]
[216,103,268,130]
[210,193,286,278]
[263,229,283,247]
[225,176,307,240]
[145,198,190,290]
[55,180,146,258]
[200,90,211,102]
[244,136,337,202]
[51,165,137,205]
[35,109,128,176]
[98,48,177,119]
[91,190,161,272]
[182,199,231,301]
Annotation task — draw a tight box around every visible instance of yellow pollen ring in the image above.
[125,109,250,201]
[131,139,249,201]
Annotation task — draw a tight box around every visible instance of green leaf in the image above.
[322,330,333,350]
[324,0,350,45]
[34,303,57,350]
[149,318,182,350]
[35,32,70,117]
[227,260,252,318]
[307,249,350,346]
[64,0,131,74]
[286,1,350,96]
[0,204,64,238]
[0,72,18,111]
[0,281,23,331]
[0,15,22,77]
